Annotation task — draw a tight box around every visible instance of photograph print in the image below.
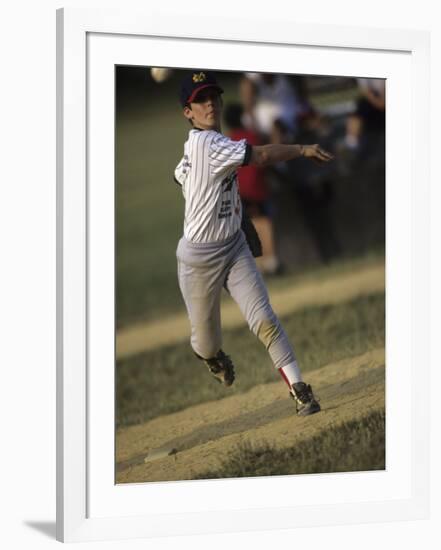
[115,66,386,484]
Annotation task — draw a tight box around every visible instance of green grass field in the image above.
[116,102,185,328]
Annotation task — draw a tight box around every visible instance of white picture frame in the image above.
[56,7,430,543]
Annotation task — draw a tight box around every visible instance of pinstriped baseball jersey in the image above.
[174,128,251,243]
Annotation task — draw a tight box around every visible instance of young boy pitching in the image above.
[174,70,333,416]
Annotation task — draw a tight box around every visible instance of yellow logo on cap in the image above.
[192,72,206,83]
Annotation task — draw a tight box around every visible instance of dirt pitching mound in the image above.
[116,347,385,483]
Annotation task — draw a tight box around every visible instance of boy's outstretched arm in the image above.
[249,143,334,167]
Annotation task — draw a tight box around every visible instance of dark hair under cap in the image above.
[179,70,224,107]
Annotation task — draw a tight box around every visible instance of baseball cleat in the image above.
[290,382,321,416]
[197,350,235,386]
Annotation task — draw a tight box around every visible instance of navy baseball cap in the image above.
[179,70,224,107]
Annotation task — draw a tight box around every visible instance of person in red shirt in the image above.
[223,103,282,275]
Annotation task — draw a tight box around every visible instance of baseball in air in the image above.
[150,67,172,83]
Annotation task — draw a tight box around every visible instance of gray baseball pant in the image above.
[176,229,296,369]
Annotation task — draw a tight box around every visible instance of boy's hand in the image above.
[302,144,334,163]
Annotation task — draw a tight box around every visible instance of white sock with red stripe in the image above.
[278,361,303,388]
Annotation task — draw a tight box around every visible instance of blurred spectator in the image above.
[344,78,385,151]
[223,103,282,275]
[239,73,310,144]
[283,109,342,263]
